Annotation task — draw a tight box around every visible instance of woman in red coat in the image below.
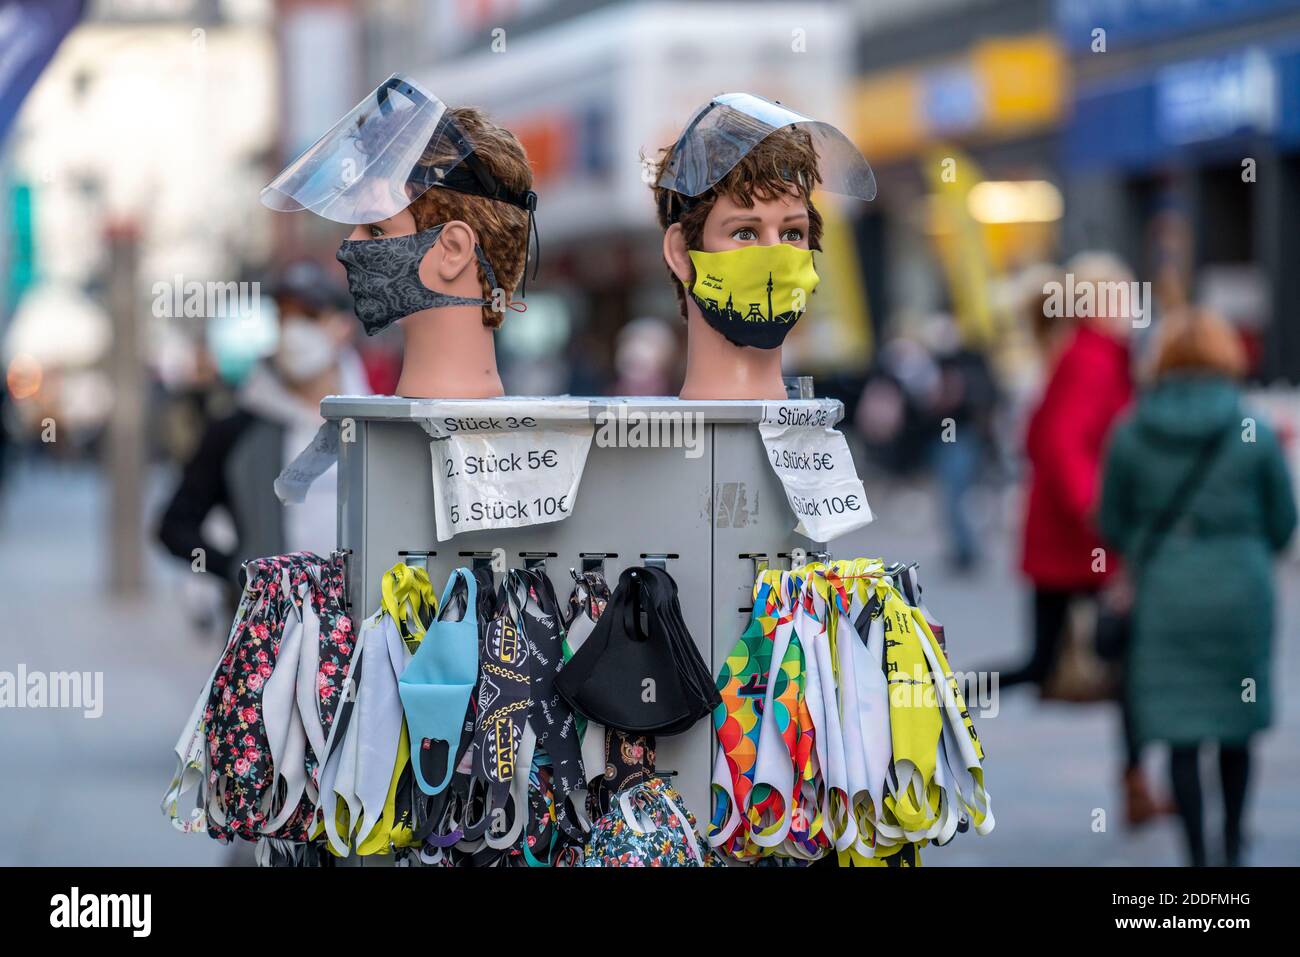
[1000,252,1165,824]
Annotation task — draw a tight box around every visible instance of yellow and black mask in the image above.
[687,244,821,350]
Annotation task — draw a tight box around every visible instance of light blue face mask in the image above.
[398,568,481,796]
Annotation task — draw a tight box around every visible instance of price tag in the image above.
[759,401,873,542]
[418,400,594,542]
[274,420,339,505]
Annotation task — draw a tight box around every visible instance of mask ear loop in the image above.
[469,241,528,317]
[433,142,539,307]
[518,191,539,300]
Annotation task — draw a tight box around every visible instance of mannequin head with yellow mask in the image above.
[651,93,875,400]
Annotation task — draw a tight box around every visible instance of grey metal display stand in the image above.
[322,392,836,822]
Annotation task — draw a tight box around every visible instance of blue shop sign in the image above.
[1066,43,1300,170]
[1157,49,1277,145]
[921,65,984,136]
[1057,0,1300,52]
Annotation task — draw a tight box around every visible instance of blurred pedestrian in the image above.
[1020,263,1073,364]
[995,252,1169,824]
[854,333,939,475]
[920,313,998,571]
[1099,309,1296,866]
[157,261,369,616]
[609,316,680,396]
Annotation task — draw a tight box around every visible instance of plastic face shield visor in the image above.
[260,74,480,225]
[656,92,877,212]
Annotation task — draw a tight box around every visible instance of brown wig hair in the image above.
[1150,308,1248,381]
[651,124,824,321]
[407,106,533,327]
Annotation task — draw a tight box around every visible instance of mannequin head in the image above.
[651,124,826,399]
[345,107,534,328]
[338,107,535,398]
[263,78,538,399]
[654,126,824,321]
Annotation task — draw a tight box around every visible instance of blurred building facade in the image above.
[9,0,1300,432]
[3,0,278,452]
[264,0,1300,387]
[1058,0,1300,382]
[850,0,1065,363]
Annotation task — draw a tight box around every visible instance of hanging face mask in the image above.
[335,223,502,336]
[556,565,720,735]
[686,243,820,350]
[274,317,338,382]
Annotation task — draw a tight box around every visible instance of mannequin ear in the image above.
[663,222,694,286]
[420,220,478,288]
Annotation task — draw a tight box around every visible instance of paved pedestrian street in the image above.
[2,464,1296,865]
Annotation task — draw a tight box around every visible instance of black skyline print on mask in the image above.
[690,271,806,350]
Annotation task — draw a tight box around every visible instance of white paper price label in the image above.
[419,400,594,542]
[759,402,873,542]
[274,420,340,505]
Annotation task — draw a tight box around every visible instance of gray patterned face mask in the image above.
[335,223,501,336]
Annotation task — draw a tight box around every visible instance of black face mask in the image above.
[335,224,500,336]
[556,566,719,736]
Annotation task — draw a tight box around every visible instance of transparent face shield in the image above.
[656,92,877,203]
[260,74,476,225]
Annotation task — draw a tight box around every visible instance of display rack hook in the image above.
[398,550,435,571]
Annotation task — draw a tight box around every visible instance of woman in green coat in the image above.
[1099,310,1296,866]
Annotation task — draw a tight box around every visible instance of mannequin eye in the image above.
[781,228,804,243]
[730,227,758,242]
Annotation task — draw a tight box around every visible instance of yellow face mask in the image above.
[687,243,820,349]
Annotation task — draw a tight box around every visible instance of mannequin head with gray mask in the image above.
[260,76,538,400]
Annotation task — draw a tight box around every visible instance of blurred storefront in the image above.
[850,0,1066,359]
[4,0,277,454]
[1057,0,1300,382]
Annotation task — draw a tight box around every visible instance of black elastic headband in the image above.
[409,143,541,298]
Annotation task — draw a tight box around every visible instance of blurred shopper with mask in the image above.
[1100,310,1295,866]
[996,252,1167,823]
[157,261,369,609]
